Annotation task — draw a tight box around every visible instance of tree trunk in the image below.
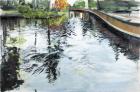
[97,0,101,10]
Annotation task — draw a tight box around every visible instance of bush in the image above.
[89,1,96,9]
[17,5,48,18]
[73,1,85,8]
[17,5,66,19]
[17,5,32,13]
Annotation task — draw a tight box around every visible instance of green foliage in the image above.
[17,4,68,19]
[1,10,19,15]
[89,1,96,9]
[49,15,68,26]
[32,0,49,10]
[17,5,49,18]
[99,1,139,12]
[24,10,48,18]
[73,0,85,8]
[7,36,26,47]
[0,1,5,5]
[17,5,32,14]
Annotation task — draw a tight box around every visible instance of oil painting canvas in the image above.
[0,0,140,92]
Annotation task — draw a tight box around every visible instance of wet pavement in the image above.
[0,12,140,92]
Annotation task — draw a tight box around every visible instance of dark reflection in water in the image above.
[1,47,24,92]
[0,17,72,85]
[77,12,140,62]
[72,11,140,62]
[22,19,75,83]
[1,18,20,47]
[25,49,59,83]
[0,12,140,92]
[90,16,140,62]
[25,42,63,83]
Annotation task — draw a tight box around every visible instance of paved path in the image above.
[108,12,140,24]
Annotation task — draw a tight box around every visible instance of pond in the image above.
[0,12,140,92]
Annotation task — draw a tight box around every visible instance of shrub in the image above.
[17,5,32,13]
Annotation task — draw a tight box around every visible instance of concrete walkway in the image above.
[108,12,140,24]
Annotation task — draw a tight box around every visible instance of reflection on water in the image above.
[89,14,140,62]
[0,12,140,92]
[1,47,24,92]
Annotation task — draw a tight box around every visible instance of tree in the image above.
[73,0,85,9]
[19,0,25,5]
[31,0,50,10]
[100,0,139,11]
[88,0,96,9]
[97,0,101,10]
[54,0,69,10]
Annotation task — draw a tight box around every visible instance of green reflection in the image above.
[48,14,68,27]
[6,36,26,46]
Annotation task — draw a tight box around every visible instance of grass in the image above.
[1,10,19,15]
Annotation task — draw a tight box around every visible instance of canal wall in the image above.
[70,9,140,41]
[89,10,140,37]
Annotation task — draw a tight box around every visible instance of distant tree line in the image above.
[71,0,140,12]
[73,0,96,9]
[0,0,50,10]
[97,0,140,12]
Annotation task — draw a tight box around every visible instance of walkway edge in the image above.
[70,9,140,39]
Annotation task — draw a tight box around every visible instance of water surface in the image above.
[0,12,140,92]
